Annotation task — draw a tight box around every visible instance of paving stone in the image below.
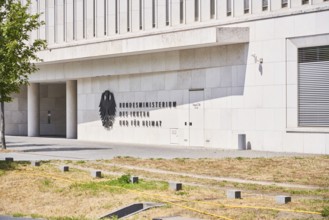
[4,136,313,162]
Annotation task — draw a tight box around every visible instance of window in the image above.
[93,0,96,37]
[104,0,107,35]
[227,0,231,16]
[54,1,57,42]
[83,0,86,38]
[152,0,156,28]
[298,46,329,127]
[63,0,66,41]
[36,0,40,39]
[210,0,215,19]
[115,0,118,33]
[195,0,199,21]
[139,0,143,30]
[166,0,169,25]
[244,0,249,14]
[73,0,77,40]
[262,0,268,11]
[180,0,184,23]
[282,0,288,8]
[127,0,130,31]
[45,0,49,40]
[302,0,309,4]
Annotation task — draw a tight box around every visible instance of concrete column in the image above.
[66,80,77,139]
[28,83,40,137]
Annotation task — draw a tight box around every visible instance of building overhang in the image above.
[37,27,249,65]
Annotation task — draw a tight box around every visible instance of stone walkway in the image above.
[0,136,315,161]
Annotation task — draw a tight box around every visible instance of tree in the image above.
[0,0,46,149]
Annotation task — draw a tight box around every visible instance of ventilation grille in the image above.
[299,46,329,63]
[298,61,329,127]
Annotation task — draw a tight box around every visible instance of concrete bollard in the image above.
[91,170,102,178]
[169,182,182,191]
[276,196,291,204]
[31,161,40,167]
[5,157,14,162]
[130,176,139,184]
[59,165,69,172]
[227,190,241,199]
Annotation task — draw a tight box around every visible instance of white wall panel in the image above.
[120,0,128,33]
[30,1,38,43]
[131,0,140,32]
[158,0,166,28]
[4,86,28,136]
[46,0,55,45]
[66,0,74,42]
[251,0,262,14]
[46,0,55,44]
[86,0,94,38]
[94,0,101,37]
[271,0,283,11]
[201,0,210,21]
[55,0,64,43]
[171,0,180,26]
[144,0,153,30]
[291,0,303,7]
[185,0,194,24]
[108,0,117,35]
[76,0,84,40]
[234,0,244,17]
[217,0,227,19]
[39,0,46,40]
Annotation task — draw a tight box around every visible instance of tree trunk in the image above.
[0,101,6,149]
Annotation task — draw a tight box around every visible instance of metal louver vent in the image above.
[298,46,329,63]
[298,46,329,127]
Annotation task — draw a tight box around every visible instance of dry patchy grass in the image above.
[65,160,329,198]
[0,159,328,220]
[109,156,329,187]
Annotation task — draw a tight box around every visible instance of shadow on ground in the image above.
[8,144,52,148]
[0,161,29,173]
[21,147,112,153]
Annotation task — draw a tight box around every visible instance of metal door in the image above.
[188,90,204,147]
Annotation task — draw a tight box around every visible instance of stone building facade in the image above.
[5,0,329,154]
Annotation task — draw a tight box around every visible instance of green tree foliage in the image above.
[0,0,46,149]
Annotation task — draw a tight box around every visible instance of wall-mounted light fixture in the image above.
[252,54,263,75]
[251,54,263,64]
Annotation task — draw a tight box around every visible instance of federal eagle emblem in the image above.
[99,90,116,129]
